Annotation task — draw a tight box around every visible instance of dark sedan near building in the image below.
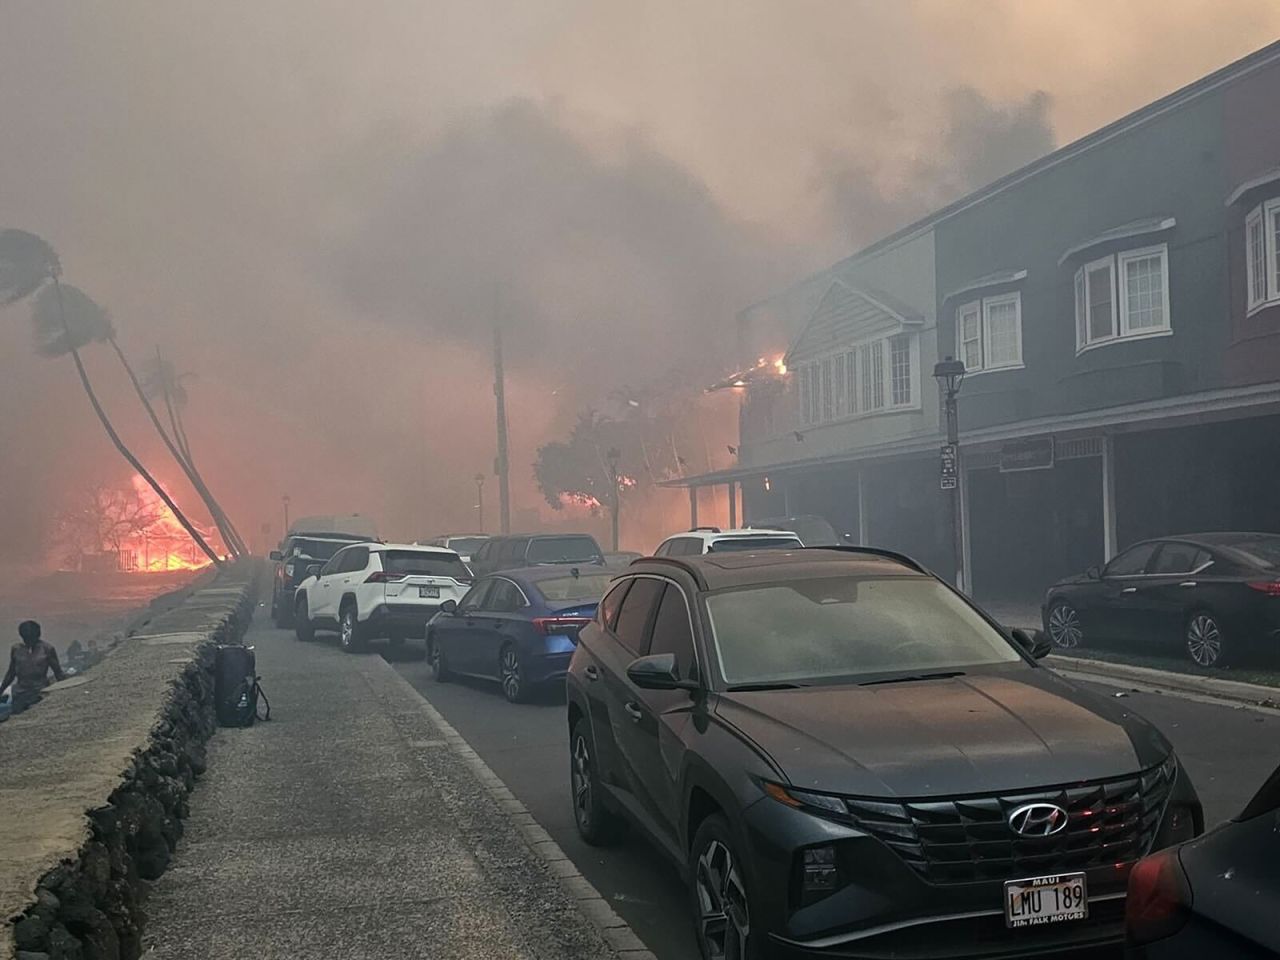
[1126,761,1279,958]
[427,566,613,702]
[566,548,1201,960]
[1042,532,1280,667]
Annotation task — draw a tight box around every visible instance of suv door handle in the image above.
[584,665,600,681]
[624,702,643,723]
[1179,581,1198,588]
[1121,587,1137,594]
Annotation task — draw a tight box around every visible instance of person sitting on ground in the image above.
[0,620,67,716]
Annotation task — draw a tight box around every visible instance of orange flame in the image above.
[116,475,220,573]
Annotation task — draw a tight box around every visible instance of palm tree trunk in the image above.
[51,278,222,567]
[107,336,245,557]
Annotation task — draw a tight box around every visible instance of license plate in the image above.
[418,585,440,598]
[1004,873,1087,928]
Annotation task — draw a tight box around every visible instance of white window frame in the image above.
[1073,245,1173,354]
[1117,244,1171,337]
[955,292,1023,375]
[1246,198,1280,315]
[792,332,918,428]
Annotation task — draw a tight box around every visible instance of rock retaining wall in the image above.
[1,562,259,960]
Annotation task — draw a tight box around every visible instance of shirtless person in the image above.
[1,620,66,715]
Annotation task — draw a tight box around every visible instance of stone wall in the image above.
[1,561,260,960]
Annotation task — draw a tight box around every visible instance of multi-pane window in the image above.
[955,292,1021,373]
[793,334,916,427]
[1246,198,1280,313]
[1075,244,1169,351]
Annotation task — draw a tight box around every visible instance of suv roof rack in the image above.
[690,526,721,533]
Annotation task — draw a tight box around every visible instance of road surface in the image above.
[382,639,1280,960]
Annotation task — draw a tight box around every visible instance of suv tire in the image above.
[428,635,452,681]
[294,596,314,642]
[339,604,366,653]
[569,717,624,845]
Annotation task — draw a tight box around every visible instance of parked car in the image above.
[427,565,614,702]
[653,526,803,556]
[1126,761,1279,958]
[467,533,605,577]
[419,534,489,564]
[269,532,369,626]
[293,542,471,652]
[567,548,1201,960]
[748,513,849,547]
[1043,532,1280,667]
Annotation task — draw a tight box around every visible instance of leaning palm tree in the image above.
[1,229,222,567]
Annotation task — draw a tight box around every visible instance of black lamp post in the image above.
[605,447,622,552]
[933,357,967,592]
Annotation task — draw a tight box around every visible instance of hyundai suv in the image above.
[566,548,1201,960]
[293,542,472,652]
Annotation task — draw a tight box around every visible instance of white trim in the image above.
[981,291,1024,370]
[1246,204,1267,313]
[1058,217,1176,265]
[1226,167,1280,207]
[783,278,923,365]
[1245,197,1280,316]
[1078,255,1118,349]
[1117,243,1171,337]
[944,269,1028,302]
[957,300,982,371]
[1075,327,1174,355]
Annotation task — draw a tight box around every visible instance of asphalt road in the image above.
[389,645,1280,960]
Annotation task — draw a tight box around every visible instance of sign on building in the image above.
[1000,436,1055,472]
[940,443,958,490]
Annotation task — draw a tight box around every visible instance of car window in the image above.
[707,536,803,553]
[459,579,494,611]
[612,577,664,654]
[1104,542,1158,577]
[598,579,632,630]
[339,546,369,573]
[486,579,525,612]
[666,537,696,556]
[654,540,672,557]
[319,550,346,576]
[528,535,602,563]
[382,550,470,580]
[447,537,488,556]
[500,539,525,561]
[704,575,1021,686]
[291,538,348,561]
[535,573,614,602]
[1149,543,1208,576]
[646,584,696,681]
[472,541,493,560]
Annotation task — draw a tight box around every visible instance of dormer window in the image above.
[1245,198,1280,313]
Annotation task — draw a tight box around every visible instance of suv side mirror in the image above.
[1086,565,1101,580]
[440,599,458,615]
[269,550,283,562]
[306,563,322,579]
[627,653,699,691]
[1012,628,1052,660]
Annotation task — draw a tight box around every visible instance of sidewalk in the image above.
[142,610,630,960]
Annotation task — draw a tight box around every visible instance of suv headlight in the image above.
[763,781,847,815]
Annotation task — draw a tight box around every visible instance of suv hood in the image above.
[716,668,1169,798]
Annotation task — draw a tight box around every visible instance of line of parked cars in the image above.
[267,520,1278,958]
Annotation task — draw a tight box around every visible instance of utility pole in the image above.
[282,494,290,537]
[606,447,622,552]
[474,473,486,533]
[493,297,511,534]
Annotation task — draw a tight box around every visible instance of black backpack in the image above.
[214,644,269,727]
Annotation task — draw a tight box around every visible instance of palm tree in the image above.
[136,350,247,556]
[1,228,222,567]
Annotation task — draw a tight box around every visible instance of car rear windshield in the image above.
[536,573,614,602]
[527,536,602,563]
[708,536,803,552]
[447,537,488,555]
[1223,537,1280,570]
[290,539,349,560]
[383,551,470,580]
[704,576,1021,686]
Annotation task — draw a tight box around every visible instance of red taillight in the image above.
[1125,848,1192,946]
[1247,581,1280,596]
[533,617,591,636]
[365,571,408,584]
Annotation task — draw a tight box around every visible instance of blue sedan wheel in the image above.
[500,644,529,703]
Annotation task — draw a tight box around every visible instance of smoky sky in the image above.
[1,1,1277,559]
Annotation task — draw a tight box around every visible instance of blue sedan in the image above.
[426,566,613,702]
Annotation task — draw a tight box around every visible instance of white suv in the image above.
[652,526,804,557]
[293,542,472,652]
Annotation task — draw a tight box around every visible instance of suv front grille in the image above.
[843,763,1174,884]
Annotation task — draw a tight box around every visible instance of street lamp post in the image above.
[281,494,290,538]
[605,447,622,553]
[933,357,967,593]
[474,473,486,533]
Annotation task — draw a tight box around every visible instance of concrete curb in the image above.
[1049,653,1280,713]
[375,658,658,960]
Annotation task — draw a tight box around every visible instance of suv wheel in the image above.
[500,644,529,703]
[294,597,314,642]
[690,815,759,960]
[339,605,366,653]
[569,717,623,845]
[428,635,452,682]
[1047,601,1083,649]
[1186,610,1226,668]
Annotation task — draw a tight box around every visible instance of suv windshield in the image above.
[704,576,1021,686]
[383,551,471,580]
[536,573,614,602]
[290,538,350,561]
[527,536,602,563]
[709,536,802,553]
[447,537,488,556]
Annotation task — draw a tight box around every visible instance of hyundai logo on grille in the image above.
[1007,802,1068,837]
